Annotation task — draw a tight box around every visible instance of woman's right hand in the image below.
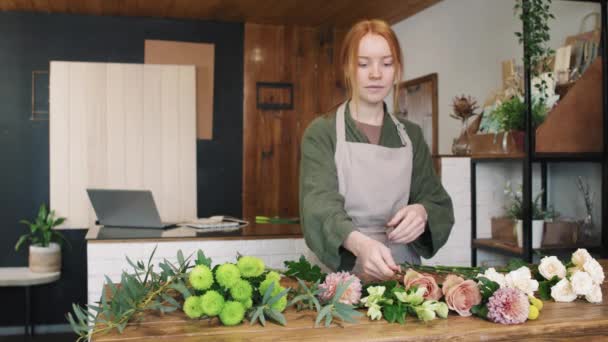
[343,231,399,281]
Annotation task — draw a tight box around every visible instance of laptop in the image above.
[86,189,178,229]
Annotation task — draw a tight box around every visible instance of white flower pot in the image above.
[515,220,544,249]
[29,242,61,273]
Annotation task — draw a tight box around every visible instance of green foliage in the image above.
[504,182,554,220]
[476,277,500,301]
[507,258,529,272]
[514,0,555,100]
[283,255,326,283]
[66,247,193,342]
[288,278,321,312]
[490,96,548,132]
[196,250,212,268]
[538,276,560,300]
[248,281,290,327]
[471,304,489,319]
[15,203,69,251]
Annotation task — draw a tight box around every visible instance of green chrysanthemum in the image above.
[216,263,241,288]
[183,295,204,319]
[259,278,280,296]
[219,301,245,326]
[230,279,253,301]
[240,298,253,310]
[265,271,281,283]
[200,290,225,317]
[189,265,214,291]
[237,256,265,278]
[271,295,288,312]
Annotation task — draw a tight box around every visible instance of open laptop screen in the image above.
[86,189,173,229]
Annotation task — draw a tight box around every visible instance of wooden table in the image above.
[92,262,608,341]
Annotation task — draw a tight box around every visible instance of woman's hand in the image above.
[343,231,400,281]
[386,204,427,244]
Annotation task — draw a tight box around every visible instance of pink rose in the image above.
[403,269,442,300]
[442,274,482,317]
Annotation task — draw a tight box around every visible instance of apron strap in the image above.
[336,102,348,143]
[387,113,408,147]
[337,101,408,147]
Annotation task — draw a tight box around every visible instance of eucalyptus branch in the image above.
[67,247,193,342]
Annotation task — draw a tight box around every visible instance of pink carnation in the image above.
[403,269,443,300]
[487,287,530,324]
[318,271,362,305]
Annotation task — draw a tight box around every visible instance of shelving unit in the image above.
[470,0,608,266]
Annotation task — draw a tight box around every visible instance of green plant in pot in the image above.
[504,182,557,249]
[15,204,68,273]
[489,96,549,149]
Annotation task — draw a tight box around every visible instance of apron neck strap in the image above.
[387,113,408,147]
[336,101,348,142]
[337,101,408,147]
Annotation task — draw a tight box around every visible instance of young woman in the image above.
[299,19,454,282]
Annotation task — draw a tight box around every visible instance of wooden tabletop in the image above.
[91,260,608,341]
[0,267,60,287]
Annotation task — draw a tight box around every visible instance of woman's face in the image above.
[356,33,396,106]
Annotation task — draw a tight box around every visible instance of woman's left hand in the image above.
[386,204,427,244]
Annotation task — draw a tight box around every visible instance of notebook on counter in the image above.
[186,216,249,233]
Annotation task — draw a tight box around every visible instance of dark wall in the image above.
[0,11,243,327]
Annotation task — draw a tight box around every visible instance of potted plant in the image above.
[503,182,556,248]
[15,204,68,273]
[489,95,549,150]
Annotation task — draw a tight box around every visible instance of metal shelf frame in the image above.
[471,0,608,266]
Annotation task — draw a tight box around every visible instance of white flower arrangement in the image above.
[476,268,507,288]
[541,249,604,304]
[538,256,567,280]
[505,266,539,296]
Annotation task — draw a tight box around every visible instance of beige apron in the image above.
[334,101,420,275]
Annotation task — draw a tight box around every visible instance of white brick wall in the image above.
[423,157,471,267]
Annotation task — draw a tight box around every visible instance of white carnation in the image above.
[551,278,577,302]
[570,271,594,296]
[572,248,592,267]
[583,258,605,285]
[476,267,506,288]
[585,284,603,303]
[505,266,539,296]
[538,256,567,280]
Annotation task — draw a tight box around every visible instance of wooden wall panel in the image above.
[50,62,197,228]
[178,67,198,222]
[85,63,108,228]
[145,40,215,140]
[49,62,70,228]
[106,64,126,188]
[124,65,144,189]
[243,24,346,234]
[142,65,163,219]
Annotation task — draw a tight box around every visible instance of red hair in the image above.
[340,19,403,112]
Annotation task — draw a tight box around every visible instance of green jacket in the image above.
[299,103,454,271]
